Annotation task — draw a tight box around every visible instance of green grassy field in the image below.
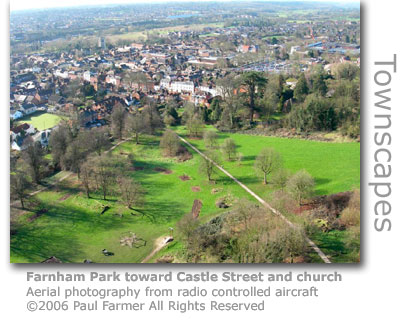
[16,112,63,131]
[175,126,360,197]
[10,136,249,263]
[10,129,360,263]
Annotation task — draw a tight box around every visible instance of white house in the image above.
[20,103,37,115]
[160,78,171,90]
[198,86,219,97]
[170,81,195,94]
[54,69,69,79]
[106,75,121,86]
[33,129,52,147]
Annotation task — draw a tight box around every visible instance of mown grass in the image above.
[10,135,247,263]
[16,112,63,131]
[10,129,360,264]
[174,126,360,197]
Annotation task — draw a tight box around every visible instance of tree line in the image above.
[161,63,360,139]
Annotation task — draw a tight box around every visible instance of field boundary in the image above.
[178,135,331,264]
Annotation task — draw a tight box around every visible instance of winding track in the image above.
[177,135,331,264]
[141,236,172,263]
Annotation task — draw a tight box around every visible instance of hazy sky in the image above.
[10,0,359,12]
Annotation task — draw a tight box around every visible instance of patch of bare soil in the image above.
[243,128,359,143]
[190,199,203,219]
[294,191,353,215]
[179,174,191,181]
[294,203,317,214]
[156,255,174,263]
[177,146,193,162]
[283,256,305,263]
[154,167,173,174]
[58,194,71,202]
[191,186,201,192]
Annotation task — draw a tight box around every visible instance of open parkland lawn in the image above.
[16,112,63,131]
[10,128,360,263]
[175,126,360,196]
[10,135,248,263]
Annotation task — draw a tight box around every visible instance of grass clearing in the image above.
[10,128,359,263]
[10,135,247,263]
[174,126,360,197]
[16,112,63,131]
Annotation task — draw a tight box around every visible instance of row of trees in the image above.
[174,64,359,138]
[111,104,164,142]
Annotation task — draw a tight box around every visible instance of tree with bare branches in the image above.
[254,147,282,184]
[117,177,144,209]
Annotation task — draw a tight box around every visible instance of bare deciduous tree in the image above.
[141,104,164,135]
[22,142,44,184]
[110,104,127,140]
[49,123,73,167]
[199,151,220,181]
[10,171,31,208]
[221,138,237,161]
[159,129,180,156]
[63,140,87,177]
[254,147,282,184]
[186,115,204,138]
[80,162,94,198]
[126,112,144,144]
[117,176,144,209]
[82,127,111,155]
[92,155,124,200]
[203,130,219,149]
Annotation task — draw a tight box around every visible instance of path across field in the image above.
[141,236,172,263]
[178,135,332,264]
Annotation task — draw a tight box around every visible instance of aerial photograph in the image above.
[9,0,360,264]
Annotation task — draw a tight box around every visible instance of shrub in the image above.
[339,190,360,227]
[186,116,205,138]
[286,169,315,206]
[203,130,219,149]
[344,225,360,262]
[271,190,298,214]
[221,138,237,161]
[271,168,290,190]
[177,212,200,241]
